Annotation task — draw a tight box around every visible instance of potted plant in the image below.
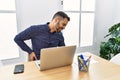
[100,22,120,60]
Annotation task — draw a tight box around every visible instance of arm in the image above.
[14,25,40,54]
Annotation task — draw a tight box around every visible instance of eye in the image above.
[61,27,64,29]
[62,24,66,26]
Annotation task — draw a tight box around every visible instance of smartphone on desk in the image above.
[14,64,24,74]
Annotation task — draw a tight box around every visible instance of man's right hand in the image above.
[29,52,37,61]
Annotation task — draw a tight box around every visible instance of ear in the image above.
[54,17,59,23]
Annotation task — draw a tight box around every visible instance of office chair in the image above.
[110,53,120,65]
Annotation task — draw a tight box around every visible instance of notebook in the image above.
[34,45,76,71]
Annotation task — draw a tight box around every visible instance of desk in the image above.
[0,52,120,80]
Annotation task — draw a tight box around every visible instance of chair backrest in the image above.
[0,60,3,67]
[110,53,120,65]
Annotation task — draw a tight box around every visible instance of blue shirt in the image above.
[14,23,65,59]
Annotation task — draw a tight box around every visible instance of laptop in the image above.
[34,45,76,71]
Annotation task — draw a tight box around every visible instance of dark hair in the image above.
[52,11,70,21]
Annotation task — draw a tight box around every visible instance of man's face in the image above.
[54,18,69,32]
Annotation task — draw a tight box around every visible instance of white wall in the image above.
[113,0,120,23]
[16,0,62,32]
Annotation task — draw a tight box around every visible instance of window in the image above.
[62,0,95,48]
[0,0,19,60]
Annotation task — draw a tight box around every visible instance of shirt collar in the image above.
[45,22,51,32]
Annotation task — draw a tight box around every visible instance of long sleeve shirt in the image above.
[14,23,65,59]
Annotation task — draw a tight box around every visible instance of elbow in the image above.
[14,36,19,43]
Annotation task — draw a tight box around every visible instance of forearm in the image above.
[14,26,36,54]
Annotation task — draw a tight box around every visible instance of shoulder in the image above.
[58,32,63,35]
[56,32,64,37]
[28,24,48,32]
[56,32,64,40]
[30,24,46,29]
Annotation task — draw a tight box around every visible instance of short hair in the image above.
[52,11,70,21]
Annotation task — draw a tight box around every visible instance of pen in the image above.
[86,55,91,63]
[80,54,84,59]
[80,54,86,65]
[78,56,87,70]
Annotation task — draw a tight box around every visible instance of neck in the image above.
[48,22,54,33]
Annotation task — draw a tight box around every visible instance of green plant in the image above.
[100,22,120,60]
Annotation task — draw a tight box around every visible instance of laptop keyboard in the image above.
[34,60,40,70]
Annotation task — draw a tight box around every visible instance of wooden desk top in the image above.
[0,52,120,80]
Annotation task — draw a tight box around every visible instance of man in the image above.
[14,11,70,61]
